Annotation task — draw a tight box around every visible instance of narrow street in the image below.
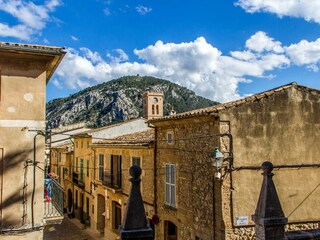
[44,216,105,240]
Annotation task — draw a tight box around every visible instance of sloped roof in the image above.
[75,118,146,135]
[0,41,66,82]
[92,129,155,147]
[148,82,320,123]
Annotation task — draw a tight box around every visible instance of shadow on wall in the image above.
[0,148,34,228]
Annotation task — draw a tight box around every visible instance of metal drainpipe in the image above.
[70,137,75,217]
[31,131,45,229]
[147,123,157,214]
[92,148,96,180]
[153,127,157,214]
[0,148,4,233]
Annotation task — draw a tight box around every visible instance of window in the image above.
[165,163,176,207]
[58,152,61,162]
[111,155,122,188]
[87,159,89,177]
[81,141,83,148]
[80,159,84,181]
[132,157,141,167]
[167,132,173,144]
[76,141,78,148]
[152,105,155,114]
[156,105,159,114]
[87,141,89,148]
[99,154,104,181]
[75,157,78,172]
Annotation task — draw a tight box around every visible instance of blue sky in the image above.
[0,0,320,102]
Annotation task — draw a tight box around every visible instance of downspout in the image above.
[92,148,96,180]
[31,131,45,229]
[0,148,3,233]
[70,137,75,217]
[153,127,158,213]
[213,177,216,240]
[217,119,234,239]
[147,123,157,214]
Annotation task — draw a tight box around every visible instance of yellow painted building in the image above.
[48,91,163,239]
[0,42,65,239]
[91,129,155,239]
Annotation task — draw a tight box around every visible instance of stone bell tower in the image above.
[143,92,164,120]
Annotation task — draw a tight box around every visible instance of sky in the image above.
[0,0,320,103]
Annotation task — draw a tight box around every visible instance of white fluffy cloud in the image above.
[0,0,61,40]
[245,31,284,53]
[236,0,320,24]
[55,33,302,103]
[56,47,158,90]
[285,38,320,69]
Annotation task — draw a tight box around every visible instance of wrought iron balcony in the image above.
[44,178,64,224]
[78,179,85,189]
[72,172,85,189]
[102,170,122,189]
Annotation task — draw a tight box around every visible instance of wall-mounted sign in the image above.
[236,216,249,225]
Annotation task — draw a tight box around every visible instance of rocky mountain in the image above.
[46,76,218,129]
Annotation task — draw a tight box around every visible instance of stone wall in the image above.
[219,86,320,239]
[154,116,219,240]
[154,85,320,240]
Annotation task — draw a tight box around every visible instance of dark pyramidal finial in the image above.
[120,166,154,240]
[252,161,288,240]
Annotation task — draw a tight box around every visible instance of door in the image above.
[79,193,84,222]
[97,194,105,234]
[165,221,177,240]
[68,189,73,213]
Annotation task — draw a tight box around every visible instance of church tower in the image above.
[143,92,164,120]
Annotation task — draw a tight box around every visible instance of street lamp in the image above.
[210,147,224,180]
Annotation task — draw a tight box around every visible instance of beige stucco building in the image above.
[150,83,320,240]
[0,42,65,239]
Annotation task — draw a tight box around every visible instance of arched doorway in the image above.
[164,221,177,240]
[97,194,105,234]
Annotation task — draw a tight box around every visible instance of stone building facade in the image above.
[0,42,65,239]
[149,83,320,240]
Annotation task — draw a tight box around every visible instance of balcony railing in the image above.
[44,178,64,224]
[102,170,122,189]
[78,179,85,189]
